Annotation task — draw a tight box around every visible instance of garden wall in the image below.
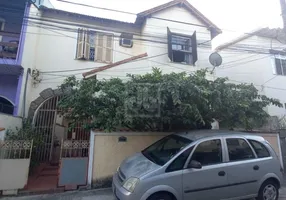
[91,131,170,186]
[90,131,283,187]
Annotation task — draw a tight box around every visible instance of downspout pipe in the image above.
[23,68,31,119]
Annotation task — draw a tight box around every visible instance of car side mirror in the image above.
[188,160,202,169]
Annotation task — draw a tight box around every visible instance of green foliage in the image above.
[57,68,282,132]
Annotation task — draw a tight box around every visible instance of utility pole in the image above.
[280,0,286,30]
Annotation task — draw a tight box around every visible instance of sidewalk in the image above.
[2,187,286,200]
[1,188,114,200]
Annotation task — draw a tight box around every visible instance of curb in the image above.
[0,187,112,198]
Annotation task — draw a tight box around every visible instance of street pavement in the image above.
[2,187,286,200]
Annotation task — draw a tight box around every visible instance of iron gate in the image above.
[33,96,90,163]
[33,96,61,162]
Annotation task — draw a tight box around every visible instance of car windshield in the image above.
[142,135,192,166]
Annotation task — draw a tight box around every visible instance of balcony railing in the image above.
[0,31,20,60]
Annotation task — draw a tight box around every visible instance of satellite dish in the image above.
[209,52,222,67]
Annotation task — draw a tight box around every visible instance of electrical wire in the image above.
[40,53,168,73]
[55,0,209,29]
[2,9,281,51]
[1,4,281,46]
[2,5,284,86]
[54,0,282,40]
[215,55,271,71]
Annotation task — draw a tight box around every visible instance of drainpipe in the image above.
[23,68,31,119]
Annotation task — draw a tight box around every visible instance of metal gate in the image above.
[58,140,89,188]
[33,96,61,162]
[33,96,90,163]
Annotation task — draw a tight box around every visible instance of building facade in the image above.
[20,0,221,120]
[215,28,286,123]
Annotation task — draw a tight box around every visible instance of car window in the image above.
[166,146,194,172]
[248,139,270,158]
[190,139,222,166]
[226,138,255,161]
[142,135,192,166]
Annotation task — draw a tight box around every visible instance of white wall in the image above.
[0,114,22,131]
[0,159,30,191]
[0,113,22,139]
[20,4,215,117]
[215,35,286,118]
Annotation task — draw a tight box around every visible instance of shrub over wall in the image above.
[58,68,282,132]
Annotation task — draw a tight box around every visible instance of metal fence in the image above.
[0,140,33,159]
[60,140,89,158]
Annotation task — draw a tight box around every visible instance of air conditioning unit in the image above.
[120,38,133,48]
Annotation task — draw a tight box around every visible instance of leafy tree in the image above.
[58,68,282,132]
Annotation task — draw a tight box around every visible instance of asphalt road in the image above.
[2,188,286,200]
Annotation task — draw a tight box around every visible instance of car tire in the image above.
[147,192,174,200]
[256,180,279,200]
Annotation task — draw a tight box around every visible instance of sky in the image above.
[49,0,283,44]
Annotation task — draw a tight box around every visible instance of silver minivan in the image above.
[112,130,283,200]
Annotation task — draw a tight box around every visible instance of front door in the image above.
[183,138,229,200]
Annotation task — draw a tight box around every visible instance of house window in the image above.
[275,58,286,76]
[0,97,14,115]
[167,27,198,65]
[76,29,113,63]
[0,18,5,42]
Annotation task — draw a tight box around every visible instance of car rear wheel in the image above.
[147,192,174,200]
[256,180,279,200]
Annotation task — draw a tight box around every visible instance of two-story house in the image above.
[17,0,220,164]
[215,27,286,127]
[0,0,30,132]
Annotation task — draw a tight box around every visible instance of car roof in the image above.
[175,129,266,142]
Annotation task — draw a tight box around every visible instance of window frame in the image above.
[272,54,286,76]
[76,29,114,63]
[224,137,257,163]
[0,18,5,42]
[165,145,195,173]
[248,139,271,158]
[185,137,224,168]
[167,27,198,66]
[275,57,286,76]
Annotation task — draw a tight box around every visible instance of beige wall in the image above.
[92,132,169,182]
[0,159,30,190]
[259,133,281,160]
[91,132,283,183]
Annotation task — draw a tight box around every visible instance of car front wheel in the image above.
[147,192,174,200]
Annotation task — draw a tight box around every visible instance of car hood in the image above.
[119,152,160,179]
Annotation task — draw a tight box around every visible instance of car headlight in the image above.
[123,177,139,193]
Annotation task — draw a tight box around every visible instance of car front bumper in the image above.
[112,172,138,200]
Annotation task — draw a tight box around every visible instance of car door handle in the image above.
[253,165,259,170]
[218,171,226,176]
